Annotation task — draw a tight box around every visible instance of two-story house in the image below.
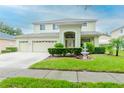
[111,26,124,39]
[16,18,102,52]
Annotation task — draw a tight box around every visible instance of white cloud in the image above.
[1,5,124,34]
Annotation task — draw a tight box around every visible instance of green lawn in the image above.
[0,77,124,88]
[106,50,124,56]
[30,54,124,73]
[116,50,124,56]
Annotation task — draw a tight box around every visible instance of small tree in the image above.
[106,44,113,55]
[85,42,95,54]
[110,38,123,56]
[54,43,64,48]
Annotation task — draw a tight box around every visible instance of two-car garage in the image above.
[19,40,56,52]
[32,40,56,52]
[16,32,59,52]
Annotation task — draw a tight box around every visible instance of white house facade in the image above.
[111,26,124,39]
[99,35,111,45]
[16,18,103,52]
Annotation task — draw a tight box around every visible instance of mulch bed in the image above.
[47,54,93,60]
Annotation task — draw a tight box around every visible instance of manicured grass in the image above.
[116,50,124,56]
[30,54,124,73]
[106,50,124,56]
[0,77,124,88]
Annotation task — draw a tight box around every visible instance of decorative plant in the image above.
[106,44,113,55]
[85,42,95,54]
[54,43,64,48]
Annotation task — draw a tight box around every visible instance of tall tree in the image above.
[110,38,123,56]
[0,22,23,36]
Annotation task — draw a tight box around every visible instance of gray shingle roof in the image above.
[33,18,97,24]
[16,31,103,39]
[0,32,15,40]
[81,31,104,36]
[16,32,59,39]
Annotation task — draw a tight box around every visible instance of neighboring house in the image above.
[16,18,103,52]
[99,35,111,45]
[0,32,15,51]
[111,26,124,39]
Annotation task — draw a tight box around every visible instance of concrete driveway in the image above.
[0,52,49,69]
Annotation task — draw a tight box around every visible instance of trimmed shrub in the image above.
[94,47,105,54]
[106,44,113,55]
[1,47,17,53]
[6,47,17,52]
[54,43,64,48]
[85,42,95,54]
[48,48,82,56]
[1,50,11,53]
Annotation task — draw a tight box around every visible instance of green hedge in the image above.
[48,48,82,56]
[6,47,17,52]
[1,47,17,53]
[94,47,105,54]
[1,50,12,53]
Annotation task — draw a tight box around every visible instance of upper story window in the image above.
[82,22,87,26]
[40,24,45,30]
[53,24,59,30]
[120,29,123,33]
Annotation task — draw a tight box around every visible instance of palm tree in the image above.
[110,38,123,56]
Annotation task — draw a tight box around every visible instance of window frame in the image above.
[53,24,58,30]
[82,22,87,26]
[40,24,45,30]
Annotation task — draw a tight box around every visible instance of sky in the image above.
[0,5,124,34]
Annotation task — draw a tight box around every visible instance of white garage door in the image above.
[32,41,56,52]
[19,41,30,52]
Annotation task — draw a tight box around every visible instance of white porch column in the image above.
[75,31,81,48]
[59,31,65,47]
[94,36,99,47]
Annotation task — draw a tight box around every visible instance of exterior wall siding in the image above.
[33,22,96,33]
[111,29,124,39]
[81,22,96,31]
[33,24,40,33]
[111,27,124,39]
[99,35,110,45]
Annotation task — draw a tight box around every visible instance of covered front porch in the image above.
[58,24,101,48]
[63,31,99,48]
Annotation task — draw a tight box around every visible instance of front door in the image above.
[66,39,75,48]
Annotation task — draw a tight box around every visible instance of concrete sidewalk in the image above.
[0,68,124,83]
